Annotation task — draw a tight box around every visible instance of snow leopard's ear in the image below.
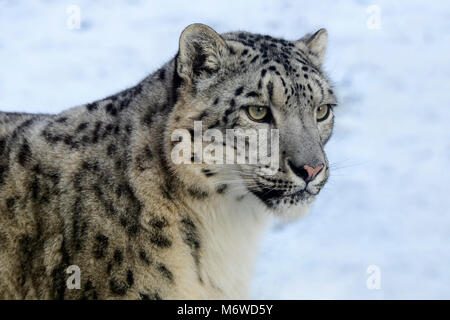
[177,23,227,85]
[298,28,328,67]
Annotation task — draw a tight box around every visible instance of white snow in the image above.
[1,0,449,299]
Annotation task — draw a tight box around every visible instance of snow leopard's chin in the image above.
[265,193,314,220]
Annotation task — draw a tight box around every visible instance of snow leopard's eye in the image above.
[316,104,332,122]
[246,106,270,122]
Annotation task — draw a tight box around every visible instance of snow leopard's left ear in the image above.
[177,23,227,85]
[298,28,328,67]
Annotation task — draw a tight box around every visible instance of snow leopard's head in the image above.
[165,24,336,217]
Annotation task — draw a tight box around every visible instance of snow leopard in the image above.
[0,23,336,299]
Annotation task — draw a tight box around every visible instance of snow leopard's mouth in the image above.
[249,179,315,208]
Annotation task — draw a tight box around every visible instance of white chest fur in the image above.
[186,193,271,299]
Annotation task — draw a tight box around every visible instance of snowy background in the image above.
[1,0,449,299]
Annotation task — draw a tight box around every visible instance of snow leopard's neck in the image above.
[185,192,271,298]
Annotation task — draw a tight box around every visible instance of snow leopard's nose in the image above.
[288,161,324,183]
[303,164,324,182]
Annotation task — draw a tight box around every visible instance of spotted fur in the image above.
[0,24,335,299]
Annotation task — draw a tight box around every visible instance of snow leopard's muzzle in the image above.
[247,116,330,209]
[248,161,329,208]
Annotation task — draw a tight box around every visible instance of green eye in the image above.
[316,104,332,122]
[247,106,269,122]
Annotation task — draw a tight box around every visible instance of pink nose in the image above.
[303,164,324,181]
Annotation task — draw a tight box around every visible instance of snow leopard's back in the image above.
[0,57,211,298]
